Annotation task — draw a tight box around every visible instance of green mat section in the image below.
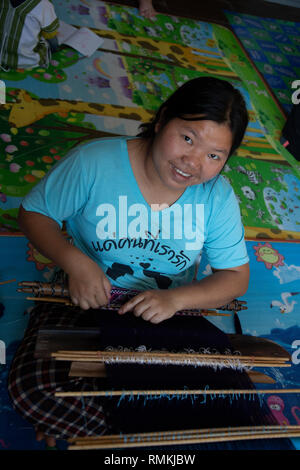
[225,10,300,114]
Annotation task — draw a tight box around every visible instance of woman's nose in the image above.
[181,152,202,171]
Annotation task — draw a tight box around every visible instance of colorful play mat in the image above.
[225,10,300,114]
[0,0,300,239]
[0,0,300,450]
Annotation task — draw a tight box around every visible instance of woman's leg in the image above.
[8,303,107,447]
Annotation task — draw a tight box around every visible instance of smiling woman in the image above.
[8,76,250,448]
[146,118,232,190]
[138,76,248,157]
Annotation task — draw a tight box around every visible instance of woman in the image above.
[9,77,249,448]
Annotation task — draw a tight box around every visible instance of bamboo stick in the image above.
[18,281,247,313]
[68,425,300,449]
[54,356,289,366]
[24,295,231,316]
[55,388,300,398]
[52,349,290,362]
[71,427,300,440]
[0,279,16,285]
[25,296,74,306]
[69,424,300,442]
[68,433,300,450]
[52,356,290,368]
[51,350,290,368]
[68,432,300,446]
[52,352,289,363]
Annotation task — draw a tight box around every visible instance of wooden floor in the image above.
[105,0,300,24]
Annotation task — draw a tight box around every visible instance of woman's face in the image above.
[149,117,233,192]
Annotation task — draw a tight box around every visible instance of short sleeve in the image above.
[38,0,59,36]
[21,147,89,229]
[203,181,249,269]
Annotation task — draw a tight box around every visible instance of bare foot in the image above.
[36,430,57,448]
[139,0,157,19]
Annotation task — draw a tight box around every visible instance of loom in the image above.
[17,281,247,314]
[18,282,300,450]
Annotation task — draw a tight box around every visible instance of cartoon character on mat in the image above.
[270,292,299,314]
[267,396,290,425]
[26,243,56,271]
[253,242,284,270]
[291,407,300,424]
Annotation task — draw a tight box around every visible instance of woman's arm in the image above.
[119,263,249,323]
[174,263,249,311]
[18,206,111,309]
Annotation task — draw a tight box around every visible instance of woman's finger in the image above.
[94,289,110,307]
[103,279,112,302]
[149,312,165,324]
[119,293,145,314]
[132,302,152,317]
[141,307,157,321]
[79,298,91,310]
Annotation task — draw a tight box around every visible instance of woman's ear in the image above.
[154,120,160,134]
[154,107,167,134]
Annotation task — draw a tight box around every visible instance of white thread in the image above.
[102,349,252,371]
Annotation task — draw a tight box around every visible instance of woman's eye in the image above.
[184,135,193,144]
[208,153,220,160]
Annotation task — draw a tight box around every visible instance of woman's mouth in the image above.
[171,164,193,180]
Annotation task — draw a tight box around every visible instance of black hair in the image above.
[137,76,249,159]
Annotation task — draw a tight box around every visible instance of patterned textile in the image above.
[7,302,107,439]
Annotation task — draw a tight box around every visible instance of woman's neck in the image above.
[127,138,185,208]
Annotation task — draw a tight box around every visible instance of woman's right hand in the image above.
[17,207,111,310]
[67,257,111,310]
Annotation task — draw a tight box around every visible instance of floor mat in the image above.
[0,0,299,239]
[225,10,300,114]
[0,0,300,451]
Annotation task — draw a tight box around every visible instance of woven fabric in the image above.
[6,301,295,450]
[7,303,106,439]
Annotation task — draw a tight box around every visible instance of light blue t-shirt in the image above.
[22,137,249,290]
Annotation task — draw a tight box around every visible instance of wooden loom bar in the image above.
[55,388,300,398]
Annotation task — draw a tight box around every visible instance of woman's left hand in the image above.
[118,290,178,324]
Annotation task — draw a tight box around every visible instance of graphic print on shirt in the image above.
[91,227,192,289]
[105,261,172,289]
